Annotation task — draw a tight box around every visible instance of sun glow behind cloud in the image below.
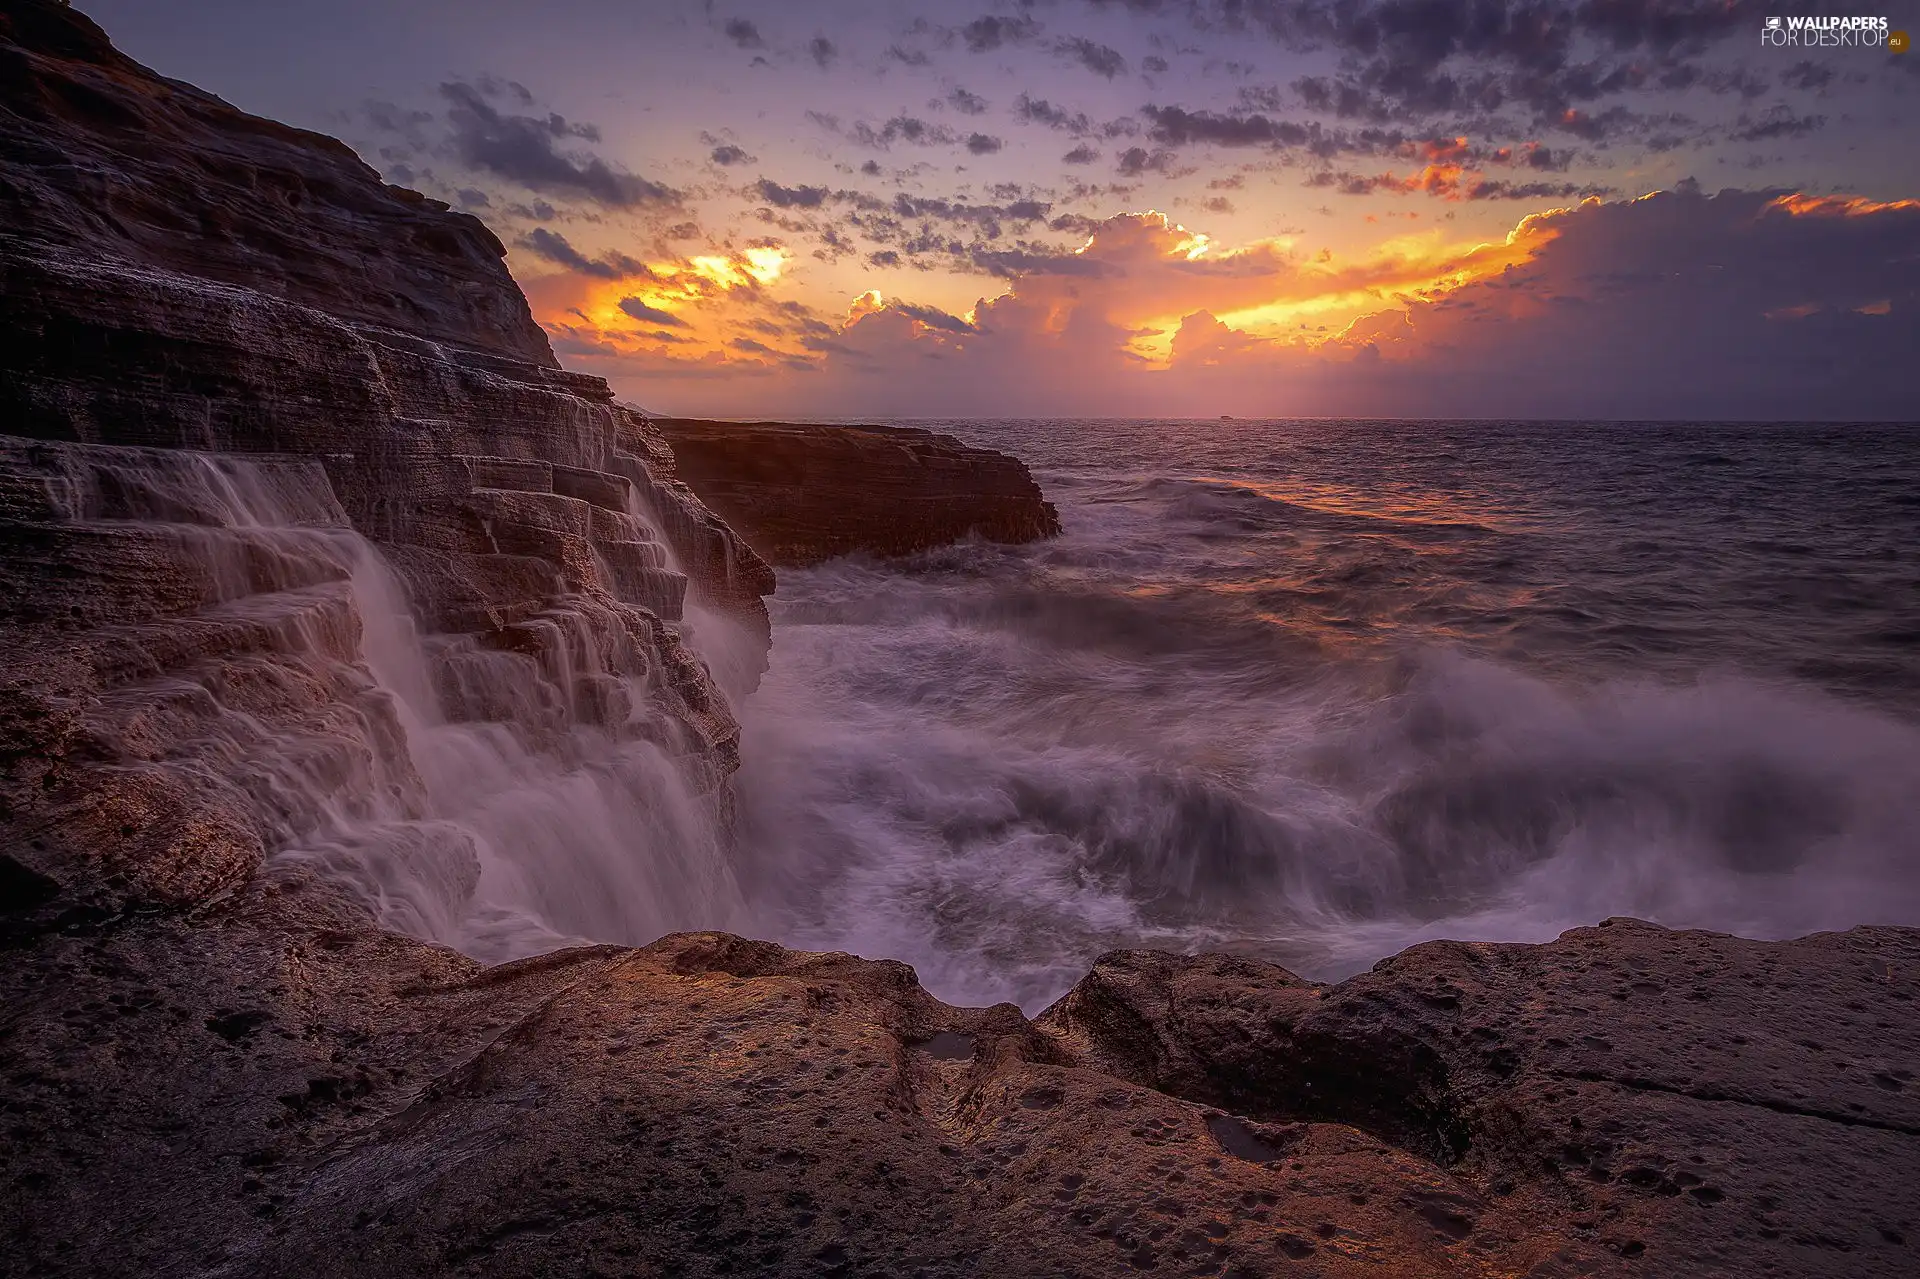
[529,205,1575,383]
[517,181,1916,422]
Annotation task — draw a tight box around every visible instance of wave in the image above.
[733,554,1920,1012]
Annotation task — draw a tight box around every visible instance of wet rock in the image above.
[653,417,1062,567]
[2,894,1615,1279]
[1041,919,1920,1277]
[0,0,774,914]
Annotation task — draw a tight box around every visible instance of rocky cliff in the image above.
[653,417,1062,567]
[1,5,1915,1278]
[0,0,774,928]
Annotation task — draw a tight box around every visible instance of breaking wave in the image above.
[728,420,1920,1009]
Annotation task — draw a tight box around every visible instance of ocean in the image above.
[726,419,1920,1010]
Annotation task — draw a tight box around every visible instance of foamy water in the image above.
[727,420,1920,1009]
[65,444,753,961]
[81,422,1919,1014]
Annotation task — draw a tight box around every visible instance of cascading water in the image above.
[45,420,1920,1019]
[67,446,751,961]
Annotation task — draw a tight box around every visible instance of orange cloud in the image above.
[530,185,1914,422]
[523,243,802,367]
[1764,193,1920,218]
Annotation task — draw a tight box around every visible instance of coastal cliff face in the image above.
[0,0,772,924]
[653,417,1063,567]
[1,5,1916,1278]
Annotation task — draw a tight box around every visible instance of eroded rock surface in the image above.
[1042,919,1920,1276]
[0,0,773,922]
[653,417,1062,567]
[10,901,1915,1278]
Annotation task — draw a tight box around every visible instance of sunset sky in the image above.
[86,0,1920,419]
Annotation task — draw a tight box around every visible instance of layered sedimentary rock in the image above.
[653,417,1062,567]
[0,0,772,923]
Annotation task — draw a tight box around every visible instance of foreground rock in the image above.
[6,898,1915,1277]
[653,417,1062,567]
[1045,919,1920,1276]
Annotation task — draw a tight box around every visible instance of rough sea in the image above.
[728,419,1920,1010]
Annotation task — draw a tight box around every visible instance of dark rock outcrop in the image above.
[0,0,773,920]
[0,0,549,364]
[653,416,1062,567]
[7,904,1915,1277]
[1043,919,1920,1276]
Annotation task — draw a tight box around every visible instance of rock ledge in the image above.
[654,417,1063,567]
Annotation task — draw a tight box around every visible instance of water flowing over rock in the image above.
[0,0,775,947]
[652,417,1062,567]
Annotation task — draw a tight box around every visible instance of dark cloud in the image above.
[618,298,687,327]
[969,246,1108,278]
[1142,104,1311,148]
[809,36,838,68]
[722,18,763,50]
[895,302,977,333]
[887,44,933,67]
[1780,60,1833,92]
[1102,2,1775,144]
[731,337,777,354]
[755,179,830,209]
[947,87,989,115]
[961,15,1040,53]
[1063,143,1100,164]
[710,144,753,166]
[483,76,535,104]
[860,159,884,176]
[1117,146,1177,176]
[1731,111,1826,142]
[1054,37,1127,79]
[891,193,1051,230]
[1143,55,1169,74]
[1395,186,1920,418]
[519,227,649,279]
[438,81,676,208]
[1014,94,1091,134]
[1514,143,1570,171]
[361,99,435,146]
[966,132,1005,155]
[851,116,958,149]
[1462,178,1591,200]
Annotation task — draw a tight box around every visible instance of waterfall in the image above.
[48,442,750,961]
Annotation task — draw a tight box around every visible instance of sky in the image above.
[83,0,1920,420]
